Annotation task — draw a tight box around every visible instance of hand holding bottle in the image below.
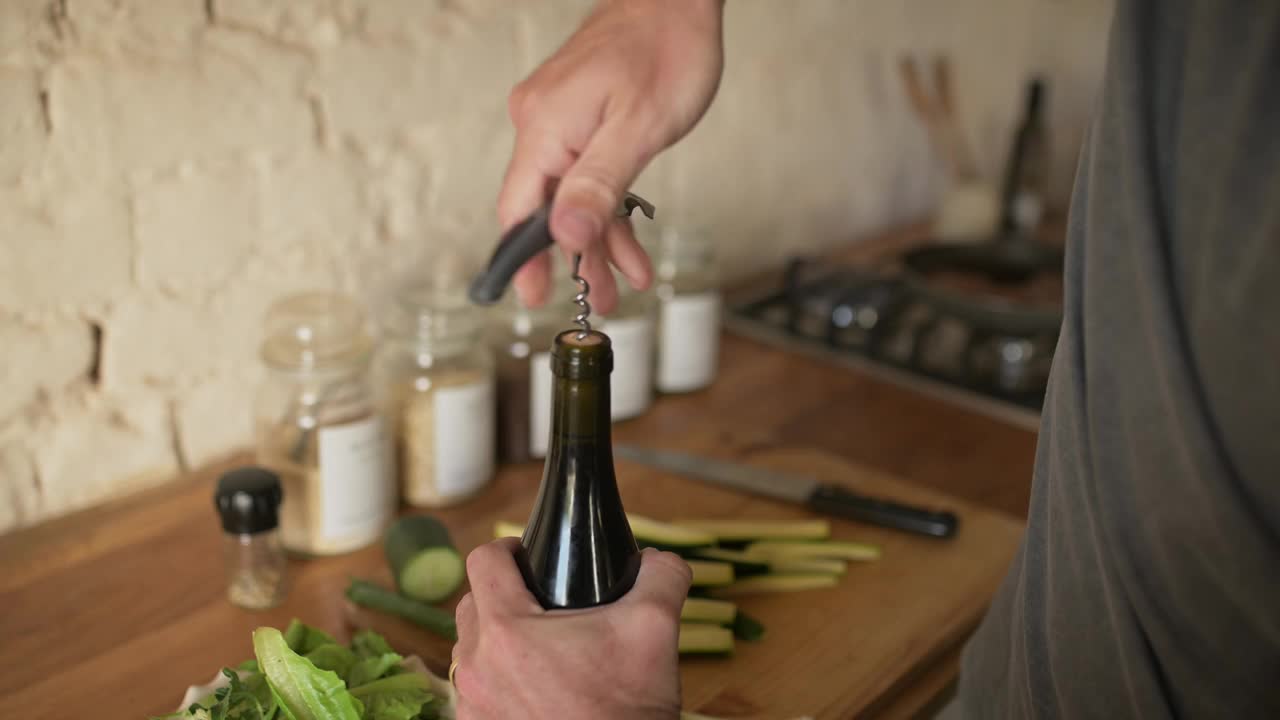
[498,0,726,315]
[453,538,692,720]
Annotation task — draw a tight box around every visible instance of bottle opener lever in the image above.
[467,192,656,306]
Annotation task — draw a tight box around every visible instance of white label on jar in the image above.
[433,379,496,498]
[529,351,553,458]
[658,292,722,393]
[605,314,654,420]
[317,416,392,541]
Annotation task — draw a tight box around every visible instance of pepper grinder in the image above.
[215,466,288,609]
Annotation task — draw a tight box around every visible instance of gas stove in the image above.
[723,240,1064,431]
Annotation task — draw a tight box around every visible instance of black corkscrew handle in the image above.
[468,193,656,306]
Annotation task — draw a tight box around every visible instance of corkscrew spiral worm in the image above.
[571,253,591,339]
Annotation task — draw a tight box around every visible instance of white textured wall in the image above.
[0,0,1112,533]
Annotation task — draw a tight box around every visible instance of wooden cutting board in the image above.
[0,437,1022,720]
[352,439,1025,720]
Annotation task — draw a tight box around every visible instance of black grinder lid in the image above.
[214,466,283,535]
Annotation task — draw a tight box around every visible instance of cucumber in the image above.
[708,573,839,597]
[384,516,465,603]
[688,560,735,587]
[678,623,734,655]
[746,540,881,562]
[688,548,771,577]
[681,597,737,625]
[671,519,831,542]
[493,514,715,550]
[731,610,766,642]
[345,579,458,641]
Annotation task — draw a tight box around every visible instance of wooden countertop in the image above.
[0,226,1042,719]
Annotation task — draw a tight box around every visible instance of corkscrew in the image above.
[468,192,657,307]
[570,254,592,339]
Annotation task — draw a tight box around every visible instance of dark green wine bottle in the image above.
[516,329,641,609]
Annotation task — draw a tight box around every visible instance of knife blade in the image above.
[614,444,959,539]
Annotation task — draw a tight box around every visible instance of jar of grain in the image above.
[254,292,394,556]
[653,226,722,393]
[377,288,496,507]
[599,278,657,421]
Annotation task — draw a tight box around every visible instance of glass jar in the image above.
[599,277,657,421]
[489,292,564,463]
[254,292,393,556]
[376,288,496,507]
[653,226,722,393]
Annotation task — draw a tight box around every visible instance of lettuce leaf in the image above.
[346,653,403,689]
[283,619,339,655]
[350,631,396,659]
[349,673,437,720]
[253,627,363,720]
[305,643,357,680]
[163,625,443,720]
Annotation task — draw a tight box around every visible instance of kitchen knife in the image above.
[614,444,959,539]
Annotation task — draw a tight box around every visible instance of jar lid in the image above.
[215,466,283,534]
[260,292,372,372]
[385,285,481,344]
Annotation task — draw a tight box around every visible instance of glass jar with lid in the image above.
[652,226,722,393]
[599,275,657,421]
[488,289,567,463]
[254,292,393,556]
[375,287,496,507]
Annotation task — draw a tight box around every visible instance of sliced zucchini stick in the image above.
[672,519,831,542]
[687,560,735,587]
[681,597,738,625]
[493,514,716,550]
[628,514,717,549]
[708,573,838,597]
[731,610,766,642]
[746,540,881,562]
[678,623,734,655]
[692,546,844,576]
[764,557,847,576]
[688,547,771,576]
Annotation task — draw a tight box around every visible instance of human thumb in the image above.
[550,118,654,254]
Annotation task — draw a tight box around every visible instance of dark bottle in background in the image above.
[515,329,641,609]
[1000,77,1050,236]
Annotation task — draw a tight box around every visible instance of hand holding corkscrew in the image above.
[468,193,657,328]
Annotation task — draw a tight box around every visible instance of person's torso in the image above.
[960,1,1280,717]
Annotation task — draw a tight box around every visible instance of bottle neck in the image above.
[547,371,612,449]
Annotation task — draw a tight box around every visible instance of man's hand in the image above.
[452,538,693,720]
[499,0,725,315]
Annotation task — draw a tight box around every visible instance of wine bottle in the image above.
[516,329,641,609]
[999,77,1049,236]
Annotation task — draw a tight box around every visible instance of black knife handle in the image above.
[807,485,959,539]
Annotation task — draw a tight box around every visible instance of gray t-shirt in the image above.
[959,1,1280,717]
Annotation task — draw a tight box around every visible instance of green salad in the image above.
[154,620,446,720]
